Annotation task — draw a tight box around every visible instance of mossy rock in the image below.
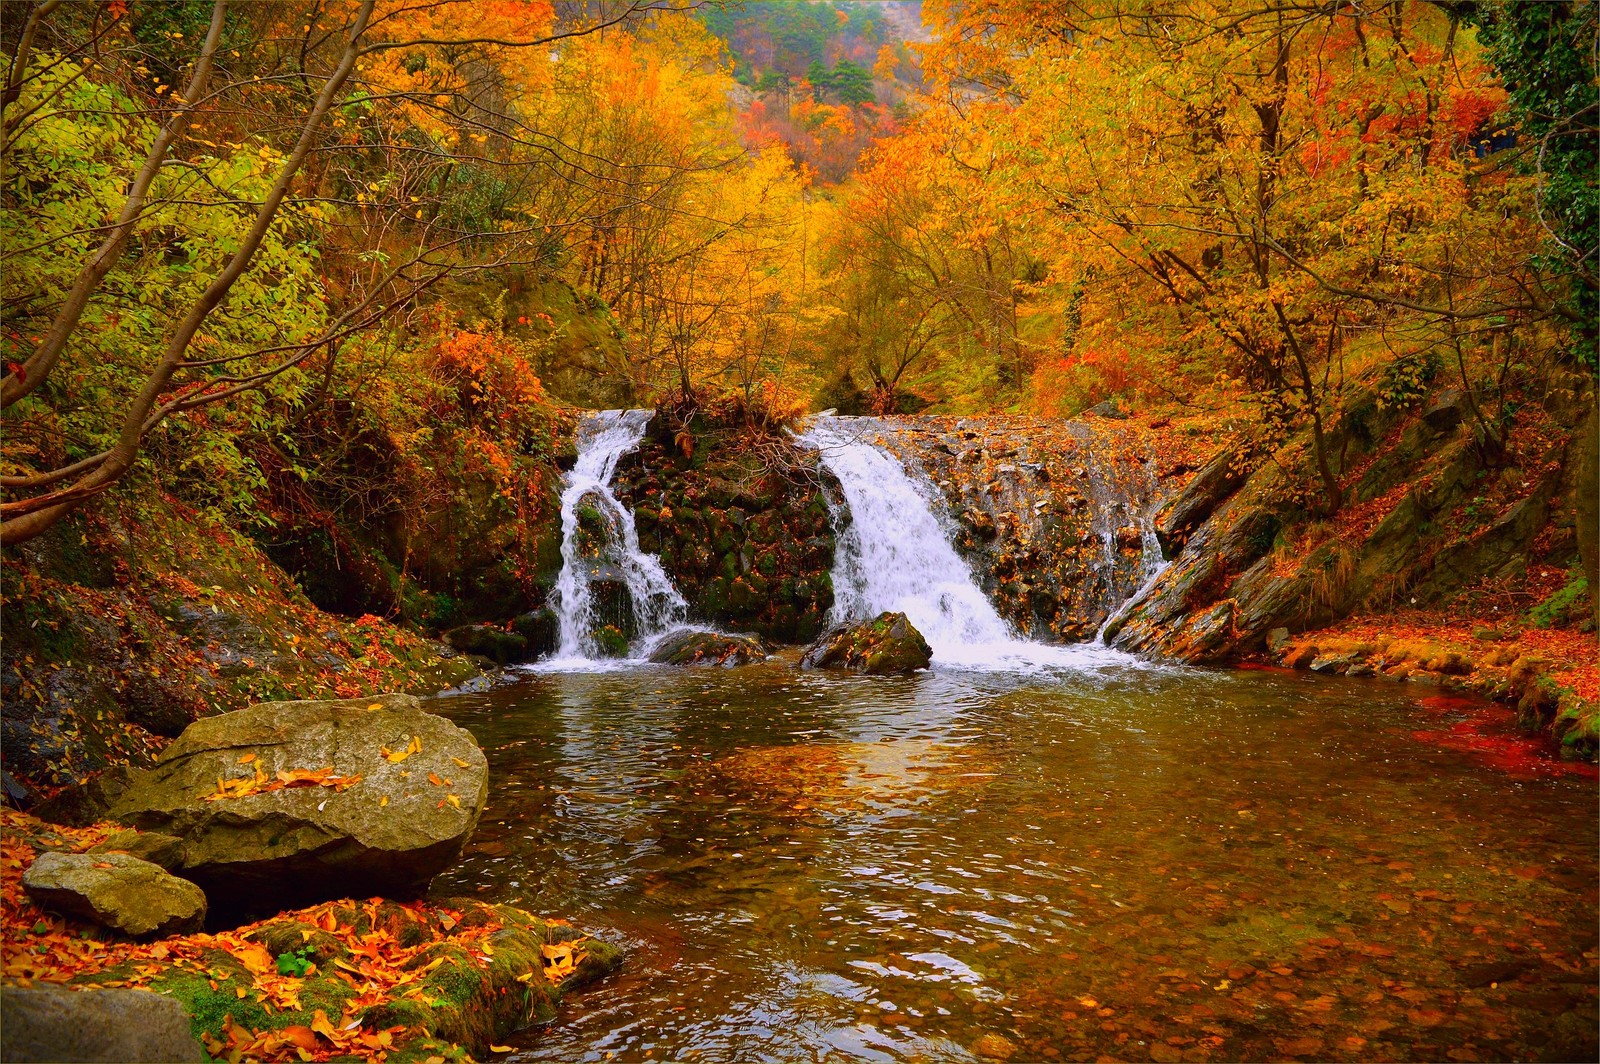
[801,612,932,675]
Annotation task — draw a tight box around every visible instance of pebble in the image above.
[971,1033,1019,1060]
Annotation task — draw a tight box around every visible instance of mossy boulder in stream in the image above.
[107,694,486,916]
[802,612,932,674]
[647,629,769,666]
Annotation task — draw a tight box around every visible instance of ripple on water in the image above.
[428,661,1598,1064]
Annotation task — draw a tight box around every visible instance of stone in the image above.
[971,1033,1019,1060]
[801,612,933,675]
[647,629,769,667]
[22,851,205,938]
[1267,627,1292,653]
[108,694,487,916]
[88,829,185,871]
[0,984,204,1062]
[443,623,529,665]
[510,608,559,658]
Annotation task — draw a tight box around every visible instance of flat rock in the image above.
[22,851,205,938]
[801,612,932,675]
[108,693,487,915]
[0,983,204,1062]
[647,629,769,666]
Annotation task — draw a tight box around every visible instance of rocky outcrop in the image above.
[1,984,205,1063]
[108,693,487,916]
[23,851,206,938]
[647,629,769,666]
[613,420,837,643]
[1108,380,1597,668]
[803,612,932,674]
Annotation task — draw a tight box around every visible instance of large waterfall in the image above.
[546,410,689,666]
[799,416,1135,670]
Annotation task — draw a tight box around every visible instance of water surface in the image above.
[428,660,1597,1063]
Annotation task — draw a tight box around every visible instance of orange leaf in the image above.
[279,1026,321,1051]
[237,753,257,764]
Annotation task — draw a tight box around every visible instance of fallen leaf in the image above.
[238,753,257,765]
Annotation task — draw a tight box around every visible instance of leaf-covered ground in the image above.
[0,810,616,1062]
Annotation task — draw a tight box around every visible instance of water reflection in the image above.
[429,662,1597,1063]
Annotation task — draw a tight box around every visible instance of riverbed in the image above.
[427,657,1597,1063]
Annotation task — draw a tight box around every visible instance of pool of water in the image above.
[426,657,1597,1063]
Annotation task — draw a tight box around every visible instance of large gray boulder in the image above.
[107,693,487,915]
[22,852,205,938]
[0,983,204,1062]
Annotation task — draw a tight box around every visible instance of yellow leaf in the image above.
[408,736,422,754]
[367,703,383,711]
[380,795,390,807]
[235,986,248,999]
[452,757,470,768]
[446,794,461,809]
[490,1047,514,1054]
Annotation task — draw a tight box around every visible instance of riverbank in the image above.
[1263,612,1598,758]
[1,807,617,1062]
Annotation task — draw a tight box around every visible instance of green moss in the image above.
[1526,569,1589,629]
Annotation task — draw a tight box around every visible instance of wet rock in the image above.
[23,851,205,938]
[510,608,559,658]
[1,984,204,1062]
[444,623,529,665]
[647,629,769,666]
[801,612,932,675]
[1421,389,1465,431]
[108,693,487,916]
[1267,627,1292,653]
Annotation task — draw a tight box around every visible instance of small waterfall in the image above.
[799,416,1135,671]
[548,410,688,663]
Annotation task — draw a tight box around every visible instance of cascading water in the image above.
[799,416,1139,671]
[545,410,689,666]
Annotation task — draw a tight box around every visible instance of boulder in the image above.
[0,984,205,1062]
[801,612,932,675]
[22,851,205,938]
[107,694,487,916]
[88,829,185,871]
[443,624,529,665]
[647,629,769,667]
[510,607,559,657]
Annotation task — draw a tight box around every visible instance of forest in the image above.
[0,2,1596,1062]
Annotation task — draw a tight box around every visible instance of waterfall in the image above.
[799,416,1135,671]
[547,410,688,664]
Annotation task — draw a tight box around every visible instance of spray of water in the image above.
[544,410,689,668]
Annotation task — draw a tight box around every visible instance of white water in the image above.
[799,416,1145,672]
[542,410,690,669]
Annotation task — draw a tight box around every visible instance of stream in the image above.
[428,413,1597,1061]
[427,663,1596,1063]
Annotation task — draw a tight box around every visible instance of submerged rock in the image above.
[647,629,769,666]
[1,984,204,1062]
[511,607,559,657]
[801,612,932,675]
[108,693,487,916]
[22,851,205,938]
